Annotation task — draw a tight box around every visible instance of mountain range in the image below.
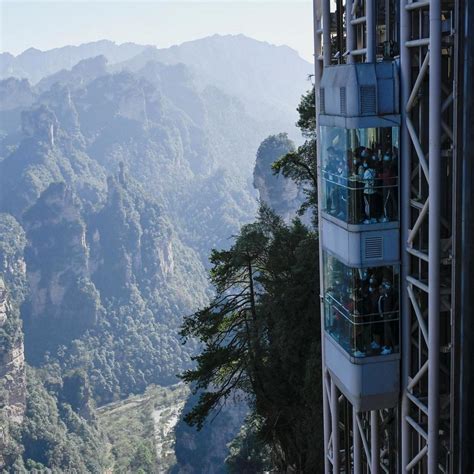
[0,34,311,472]
[1,35,312,138]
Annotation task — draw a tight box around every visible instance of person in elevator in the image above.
[350,271,376,357]
[349,150,365,223]
[348,289,369,357]
[364,272,385,353]
[324,146,338,212]
[377,279,397,355]
[335,158,348,220]
[362,157,378,223]
[378,151,397,222]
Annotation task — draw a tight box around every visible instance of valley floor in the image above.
[98,383,190,473]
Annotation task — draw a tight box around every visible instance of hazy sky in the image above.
[0,1,314,62]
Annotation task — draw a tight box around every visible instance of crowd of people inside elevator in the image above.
[324,255,399,358]
[321,127,399,225]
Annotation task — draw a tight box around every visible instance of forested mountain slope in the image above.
[0,37,313,471]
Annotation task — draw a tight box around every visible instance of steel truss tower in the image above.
[313,0,471,472]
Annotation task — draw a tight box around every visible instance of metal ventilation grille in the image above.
[320,87,326,114]
[365,236,383,260]
[340,87,347,115]
[360,85,377,115]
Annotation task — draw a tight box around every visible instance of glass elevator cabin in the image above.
[319,61,400,412]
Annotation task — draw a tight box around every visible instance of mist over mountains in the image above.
[1,35,312,137]
[0,40,151,85]
[113,35,312,124]
[0,34,311,471]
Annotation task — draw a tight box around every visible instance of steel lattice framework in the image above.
[313,0,460,472]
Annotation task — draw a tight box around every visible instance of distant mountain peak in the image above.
[73,54,108,71]
[14,39,136,58]
[20,47,42,56]
[173,33,301,54]
[110,34,311,126]
[1,41,151,84]
[36,55,110,93]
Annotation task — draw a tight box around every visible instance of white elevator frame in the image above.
[313,0,458,472]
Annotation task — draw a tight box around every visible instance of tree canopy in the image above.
[181,86,323,472]
[272,87,317,221]
[181,207,323,471]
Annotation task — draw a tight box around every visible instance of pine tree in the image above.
[181,87,324,472]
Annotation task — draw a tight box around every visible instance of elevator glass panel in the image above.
[320,126,399,225]
[323,251,400,358]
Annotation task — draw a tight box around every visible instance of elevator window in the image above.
[323,251,400,358]
[320,125,399,225]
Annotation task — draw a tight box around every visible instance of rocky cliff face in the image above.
[36,55,109,94]
[22,182,100,361]
[0,78,37,139]
[0,277,26,470]
[0,78,36,112]
[0,279,26,421]
[253,133,305,222]
[173,394,248,474]
[0,215,27,469]
[21,104,58,147]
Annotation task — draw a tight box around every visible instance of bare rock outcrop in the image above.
[0,277,26,470]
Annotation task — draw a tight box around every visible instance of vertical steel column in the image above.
[452,1,474,472]
[366,0,376,62]
[371,411,380,474]
[336,0,345,61]
[457,4,474,471]
[322,0,332,66]
[323,376,331,472]
[331,380,340,472]
[313,2,331,472]
[450,3,463,472]
[399,0,411,468]
[353,407,362,474]
[346,0,355,63]
[428,0,442,471]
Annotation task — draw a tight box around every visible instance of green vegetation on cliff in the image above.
[21,170,208,405]
[0,38,314,472]
[98,384,189,473]
[181,88,323,472]
[181,207,323,472]
[18,367,105,473]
